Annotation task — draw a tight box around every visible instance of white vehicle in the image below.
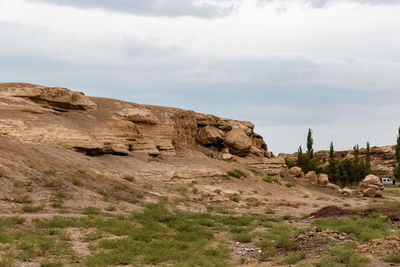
[381,177,394,185]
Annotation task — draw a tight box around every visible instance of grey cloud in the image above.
[259,0,400,8]
[28,0,237,17]
[309,0,400,7]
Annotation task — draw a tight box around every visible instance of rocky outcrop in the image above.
[224,128,252,156]
[341,187,353,195]
[196,126,224,147]
[245,157,287,177]
[0,83,269,158]
[359,174,384,197]
[305,171,318,184]
[327,183,340,191]
[0,83,97,111]
[317,173,329,185]
[289,167,303,178]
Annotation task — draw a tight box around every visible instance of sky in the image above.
[1,0,400,153]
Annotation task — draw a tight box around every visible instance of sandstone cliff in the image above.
[0,83,269,159]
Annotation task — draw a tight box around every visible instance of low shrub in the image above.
[192,188,199,194]
[83,206,101,216]
[123,175,135,182]
[72,178,83,187]
[285,182,295,188]
[230,195,240,203]
[23,205,44,213]
[227,169,247,178]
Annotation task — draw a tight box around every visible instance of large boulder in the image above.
[224,128,252,156]
[289,166,303,178]
[342,187,353,195]
[327,183,340,191]
[305,171,318,184]
[359,174,384,198]
[362,188,377,198]
[317,173,329,185]
[196,126,224,147]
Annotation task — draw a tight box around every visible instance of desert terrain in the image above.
[1,83,400,267]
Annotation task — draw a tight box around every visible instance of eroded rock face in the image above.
[0,83,97,110]
[0,83,269,158]
[224,128,252,157]
[196,126,224,147]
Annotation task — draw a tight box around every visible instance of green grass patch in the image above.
[23,205,44,213]
[312,214,389,242]
[385,252,400,263]
[263,176,281,184]
[258,225,299,260]
[280,252,306,265]
[315,242,370,267]
[249,168,262,176]
[232,232,253,243]
[227,169,247,178]
[83,206,101,216]
[40,259,63,267]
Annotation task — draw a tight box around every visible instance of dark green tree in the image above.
[327,142,337,183]
[295,129,320,173]
[298,146,303,156]
[353,144,360,160]
[366,142,371,170]
[306,128,314,159]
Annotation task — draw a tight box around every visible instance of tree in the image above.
[295,129,320,173]
[353,144,360,160]
[327,142,337,183]
[329,142,334,160]
[306,128,314,159]
[366,142,371,170]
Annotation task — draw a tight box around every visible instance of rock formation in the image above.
[304,171,318,184]
[359,174,384,198]
[289,167,303,178]
[317,173,329,186]
[0,83,271,159]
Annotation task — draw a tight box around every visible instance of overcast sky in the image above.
[1,0,400,153]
